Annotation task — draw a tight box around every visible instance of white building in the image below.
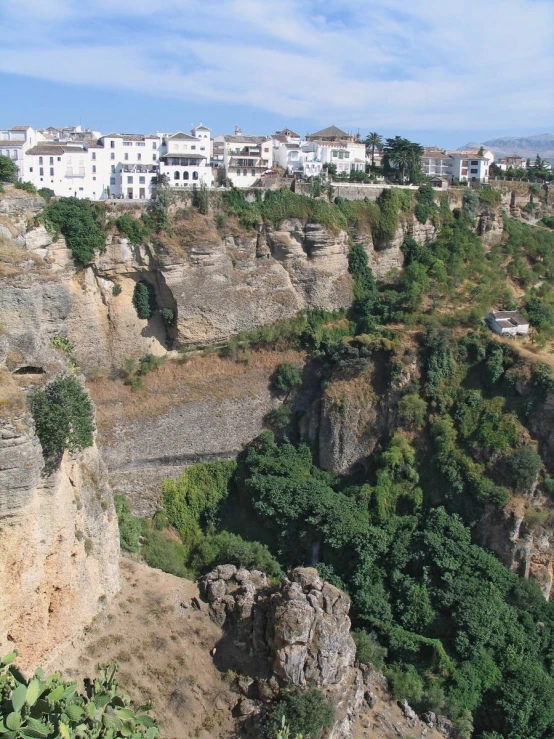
[449,149,494,184]
[99,133,161,199]
[486,310,529,336]
[421,148,453,179]
[305,126,367,175]
[496,154,527,171]
[24,141,107,200]
[273,141,322,177]
[214,128,273,187]
[0,126,43,180]
[158,128,213,189]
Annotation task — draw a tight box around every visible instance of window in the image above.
[200,146,205,151]
[127,176,133,183]
[29,167,33,172]
[111,165,115,173]
[191,145,196,150]
[92,152,96,160]
[183,171,189,180]
[193,171,199,180]
[110,141,115,148]
[110,177,116,185]
[39,167,44,176]
[139,176,145,184]
[93,176,96,181]
[152,141,157,149]
[471,160,478,165]
[79,187,84,191]
[110,153,115,160]
[39,157,43,165]
[251,169,256,176]
[57,157,61,162]
[242,169,247,176]
[136,142,145,147]
[137,153,141,161]
[49,157,53,165]
[174,171,180,180]
[123,141,132,146]
[92,165,96,173]
[124,153,129,161]
[152,154,157,161]
[50,167,54,176]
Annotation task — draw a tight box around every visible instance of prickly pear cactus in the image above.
[0,652,159,739]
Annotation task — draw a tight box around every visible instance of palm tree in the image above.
[364,132,383,168]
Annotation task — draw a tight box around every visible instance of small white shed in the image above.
[486,310,529,336]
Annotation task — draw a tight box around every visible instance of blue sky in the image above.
[0,0,552,149]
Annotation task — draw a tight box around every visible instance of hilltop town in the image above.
[1,122,552,201]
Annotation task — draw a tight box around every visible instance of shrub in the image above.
[43,197,105,264]
[114,213,151,245]
[352,630,387,670]
[462,189,479,226]
[263,688,334,739]
[265,405,292,432]
[386,664,424,704]
[0,655,158,739]
[159,307,175,326]
[505,446,542,493]
[272,362,303,395]
[188,530,282,578]
[114,494,142,553]
[29,375,94,466]
[0,154,18,183]
[140,524,188,577]
[398,393,427,429]
[112,282,122,296]
[132,280,156,320]
[477,186,502,206]
[37,187,55,202]
[162,460,236,546]
[14,181,37,193]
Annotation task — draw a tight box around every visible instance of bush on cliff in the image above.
[43,197,105,264]
[0,154,18,183]
[114,494,142,553]
[132,281,157,320]
[271,362,303,396]
[263,687,333,739]
[29,375,95,466]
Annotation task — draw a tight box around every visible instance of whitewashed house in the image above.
[0,126,43,180]
[449,149,494,184]
[273,140,322,177]
[421,148,453,180]
[486,310,529,336]
[158,129,214,189]
[214,127,273,187]
[306,126,367,174]
[99,133,161,199]
[24,141,107,200]
[496,155,527,171]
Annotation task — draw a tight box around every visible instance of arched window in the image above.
[183,171,189,180]
[193,171,199,180]
[243,169,247,176]
[251,169,256,177]
[174,171,180,180]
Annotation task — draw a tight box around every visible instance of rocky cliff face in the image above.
[0,190,120,671]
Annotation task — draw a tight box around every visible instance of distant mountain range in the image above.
[459,133,554,161]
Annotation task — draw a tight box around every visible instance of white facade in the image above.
[421,148,453,179]
[487,311,529,336]
[449,149,494,183]
[99,133,161,198]
[317,141,367,174]
[158,129,214,189]
[274,141,322,177]
[24,143,107,200]
[214,129,273,187]
[0,126,43,180]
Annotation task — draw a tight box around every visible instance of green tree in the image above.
[272,362,303,395]
[43,198,105,264]
[506,446,542,493]
[364,132,383,168]
[263,688,333,739]
[114,494,142,553]
[0,154,18,183]
[132,281,156,320]
[398,393,427,429]
[29,375,95,466]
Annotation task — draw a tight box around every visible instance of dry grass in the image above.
[89,348,304,432]
[0,236,47,280]
[0,367,27,418]
[157,210,222,258]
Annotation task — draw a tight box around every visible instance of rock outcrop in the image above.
[0,189,121,671]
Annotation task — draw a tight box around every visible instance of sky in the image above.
[0,0,553,149]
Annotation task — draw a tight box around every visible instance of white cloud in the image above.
[0,0,552,131]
